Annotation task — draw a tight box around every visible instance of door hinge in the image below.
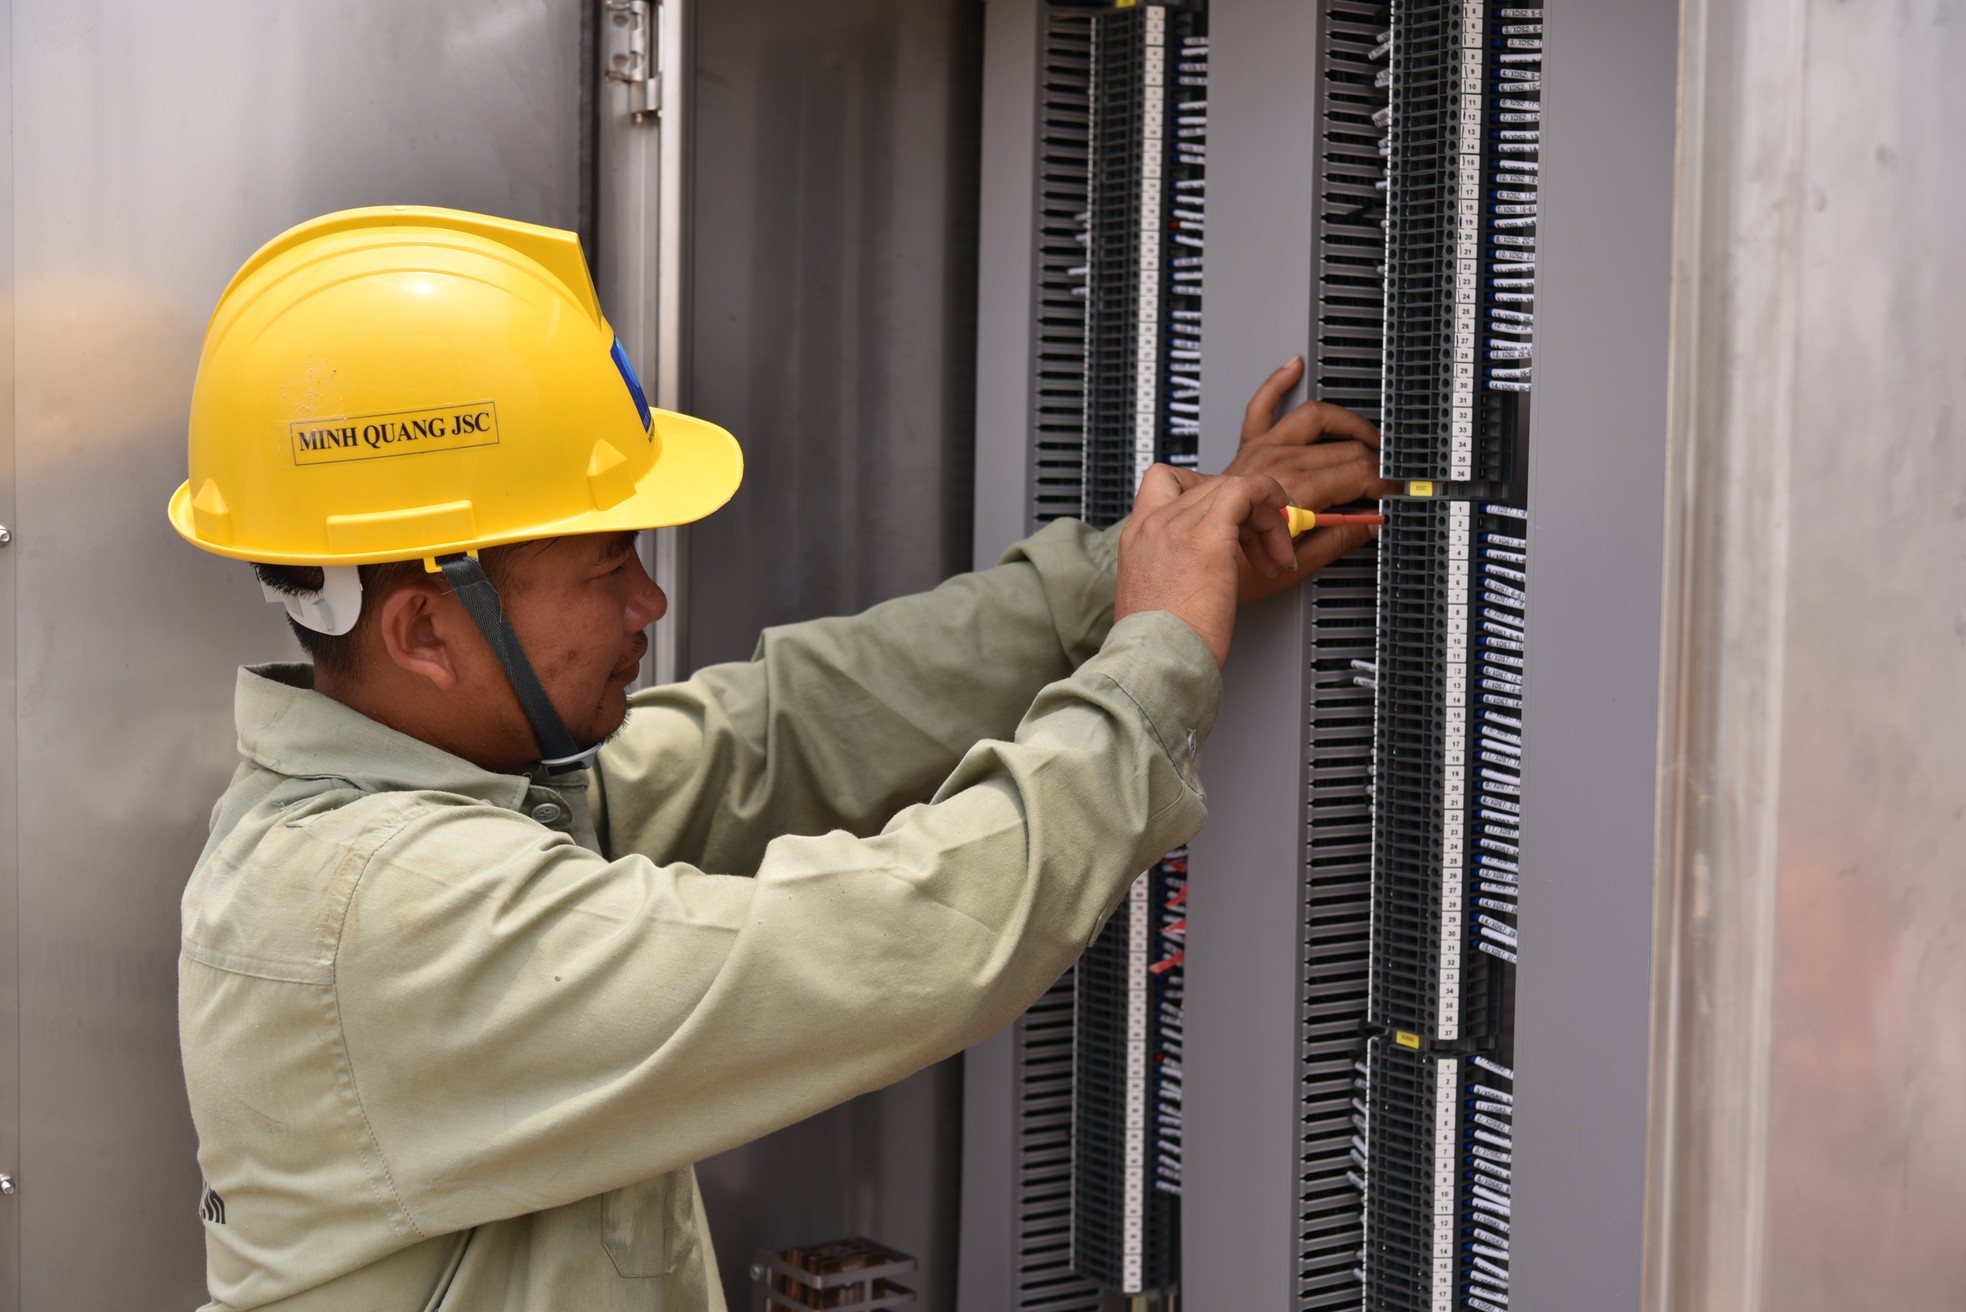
[603,0,661,122]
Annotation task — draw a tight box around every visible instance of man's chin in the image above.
[582,697,633,753]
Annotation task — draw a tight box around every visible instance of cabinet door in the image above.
[4,3,587,1305]
[596,0,689,684]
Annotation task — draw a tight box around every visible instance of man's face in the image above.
[499,530,666,749]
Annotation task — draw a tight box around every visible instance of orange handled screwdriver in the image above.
[1281,506,1387,535]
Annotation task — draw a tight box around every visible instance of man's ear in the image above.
[375,578,461,690]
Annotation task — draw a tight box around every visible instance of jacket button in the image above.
[529,802,565,825]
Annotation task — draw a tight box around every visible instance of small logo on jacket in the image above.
[200,1184,226,1226]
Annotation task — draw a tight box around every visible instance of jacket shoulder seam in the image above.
[327,810,431,1242]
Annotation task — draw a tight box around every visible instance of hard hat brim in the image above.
[167,407,745,566]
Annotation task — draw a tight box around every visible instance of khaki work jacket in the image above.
[179,518,1220,1311]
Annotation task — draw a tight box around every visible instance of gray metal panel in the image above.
[1509,0,1679,1308]
[682,0,982,672]
[971,0,1041,569]
[1754,21,1966,1288]
[7,3,584,1305]
[0,13,18,1305]
[1184,2,1325,1309]
[959,3,1041,1303]
[1652,0,1966,1307]
[679,4,981,1307]
[957,1027,1016,1310]
[597,0,692,687]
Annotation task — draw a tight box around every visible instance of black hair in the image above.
[252,548,518,679]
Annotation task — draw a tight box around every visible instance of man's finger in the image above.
[1260,439,1385,479]
[1285,457,1402,512]
[1131,461,1205,516]
[1308,401,1381,448]
[1239,357,1306,445]
[1238,521,1281,579]
[1259,398,1383,451]
[1263,447,1399,510]
[1209,473,1295,573]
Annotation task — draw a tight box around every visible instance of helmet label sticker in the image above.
[290,402,500,466]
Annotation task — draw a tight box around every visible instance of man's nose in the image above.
[631,577,668,628]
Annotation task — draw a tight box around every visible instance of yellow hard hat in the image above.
[167,205,743,567]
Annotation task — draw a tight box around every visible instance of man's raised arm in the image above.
[596,361,1393,875]
[595,516,1124,874]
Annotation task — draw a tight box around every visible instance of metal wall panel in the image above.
[678,3,982,1307]
[958,2,1040,1304]
[597,0,693,687]
[1651,1,1966,1309]
[0,12,19,1300]
[6,3,584,1305]
[1751,2,1966,1295]
[1509,1,1680,1308]
[1183,3,1327,1308]
[970,0,1042,569]
[682,0,982,671]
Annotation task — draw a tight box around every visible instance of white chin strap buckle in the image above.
[262,565,363,636]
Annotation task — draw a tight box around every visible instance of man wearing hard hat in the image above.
[169,207,1389,1310]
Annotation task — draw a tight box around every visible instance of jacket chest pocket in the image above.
[601,1169,695,1278]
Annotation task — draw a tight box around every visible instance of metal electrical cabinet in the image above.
[0,4,590,1305]
[676,2,985,1306]
[1,0,985,1304]
[962,2,1680,1310]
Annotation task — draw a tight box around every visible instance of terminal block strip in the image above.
[1361,1043,1517,1312]
[1367,500,1527,1043]
[1379,0,1541,490]
[1311,3,1540,1307]
[1072,855,1187,1293]
[1360,414,1531,1299]
[1298,545,1380,1309]
[1030,2,1099,526]
[1297,6,1390,1307]
[1069,3,1204,1298]
[1080,0,1207,527]
[1006,972,1105,1312]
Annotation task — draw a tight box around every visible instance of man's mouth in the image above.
[609,637,650,684]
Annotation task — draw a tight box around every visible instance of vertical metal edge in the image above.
[970,0,1041,570]
[956,1026,1014,1311]
[1510,0,1682,1308]
[655,0,688,415]
[960,7,1042,1305]
[1643,0,1796,1305]
[0,5,18,1305]
[1183,1,1323,1308]
[652,0,690,680]
[599,0,691,685]
[578,0,601,263]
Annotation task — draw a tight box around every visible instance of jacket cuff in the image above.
[1079,610,1222,795]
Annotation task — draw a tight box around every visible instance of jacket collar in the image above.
[233,663,534,810]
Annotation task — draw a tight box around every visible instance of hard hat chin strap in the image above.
[435,554,602,775]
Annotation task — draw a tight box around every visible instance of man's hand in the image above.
[1115,467,1295,669]
[1223,357,1401,602]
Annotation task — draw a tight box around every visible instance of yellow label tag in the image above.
[290,402,499,467]
[1116,0,1138,7]
[1395,1030,1422,1050]
[1408,480,1435,498]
